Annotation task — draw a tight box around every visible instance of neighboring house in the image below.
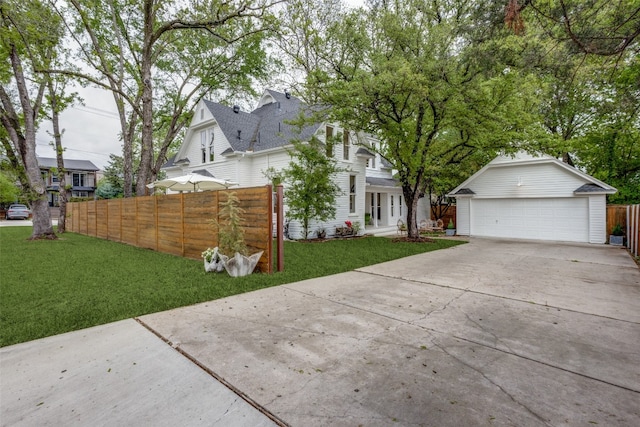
[38,157,100,206]
[163,89,405,238]
[448,152,617,244]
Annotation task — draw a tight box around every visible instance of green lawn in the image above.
[0,227,465,347]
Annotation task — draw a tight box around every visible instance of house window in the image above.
[349,175,356,213]
[200,108,204,120]
[391,195,394,216]
[208,130,215,162]
[201,130,207,163]
[52,174,59,183]
[72,173,86,187]
[73,191,88,198]
[326,126,334,157]
[368,143,376,168]
[343,130,349,160]
[399,196,403,216]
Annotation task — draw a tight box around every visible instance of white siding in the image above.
[247,152,291,185]
[469,163,586,198]
[588,195,607,244]
[456,197,471,236]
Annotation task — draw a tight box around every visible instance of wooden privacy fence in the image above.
[67,186,273,273]
[606,204,640,257]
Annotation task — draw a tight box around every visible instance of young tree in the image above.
[282,133,343,239]
[45,78,77,233]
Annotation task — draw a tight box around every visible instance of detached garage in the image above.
[448,153,617,244]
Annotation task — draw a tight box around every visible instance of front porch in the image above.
[365,224,400,237]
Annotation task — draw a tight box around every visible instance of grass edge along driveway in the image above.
[0,227,465,347]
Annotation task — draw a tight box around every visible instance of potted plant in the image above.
[202,247,225,272]
[610,224,624,246]
[445,218,456,236]
[351,221,361,236]
[316,226,327,239]
[365,213,372,225]
[209,191,263,277]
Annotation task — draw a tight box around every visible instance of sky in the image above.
[35,0,367,171]
[36,86,121,170]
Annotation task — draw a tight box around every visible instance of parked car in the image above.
[5,204,31,220]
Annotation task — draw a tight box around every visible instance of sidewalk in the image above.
[0,320,279,426]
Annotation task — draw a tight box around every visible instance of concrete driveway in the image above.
[2,238,639,426]
[138,238,640,426]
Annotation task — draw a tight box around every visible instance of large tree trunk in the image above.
[5,45,55,239]
[136,0,155,196]
[403,186,421,239]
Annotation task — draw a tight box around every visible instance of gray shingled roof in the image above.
[574,183,606,193]
[366,177,400,188]
[37,157,99,171]
[192,169,214,177]
[356,147,375,158]
[204,90,322,154]
[162,154,190,168]
[453,188,476,195]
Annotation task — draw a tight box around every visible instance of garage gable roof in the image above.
[447,152,617,198]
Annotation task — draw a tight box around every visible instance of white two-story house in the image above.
[163,89,406,238]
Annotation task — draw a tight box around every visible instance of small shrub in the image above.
[611,224,624,236]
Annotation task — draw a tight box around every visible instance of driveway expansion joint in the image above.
[355,269,640,325]
[135,317,289,427]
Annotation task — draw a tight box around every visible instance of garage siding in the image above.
[469,163,587,198]
[588,195,607,244]
[456,197,471,235]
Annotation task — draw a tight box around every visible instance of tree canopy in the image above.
[290,0,543,236]
[51,0,281,196]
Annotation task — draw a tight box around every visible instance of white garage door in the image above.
[470,198,589,242]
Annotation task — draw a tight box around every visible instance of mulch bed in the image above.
[296,235,437,243]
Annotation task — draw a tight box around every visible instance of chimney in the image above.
[233,105,240,113]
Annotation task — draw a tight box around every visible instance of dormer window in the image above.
[343,130,350,160]
[208,130,215,162]
[368,143,377,168]
[201,130,207,163]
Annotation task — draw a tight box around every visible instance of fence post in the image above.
[181,193,185,257]
[631,204,639,257]
[277,184,284,272]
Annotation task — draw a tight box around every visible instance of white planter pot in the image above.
[445,229,456,236]
[204,247,226,273]
[221,251,264,277]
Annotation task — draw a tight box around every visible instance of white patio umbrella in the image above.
[147,173,238,192]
